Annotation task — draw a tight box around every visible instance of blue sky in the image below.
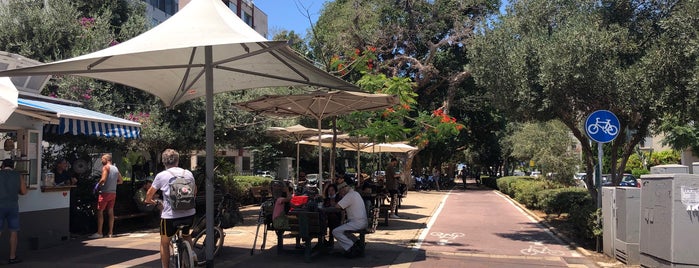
[254,0,326,39]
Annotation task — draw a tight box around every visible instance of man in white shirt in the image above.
[331,182,367,258]
[145,149,197,268]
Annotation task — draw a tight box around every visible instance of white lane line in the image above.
[412,190,451,251]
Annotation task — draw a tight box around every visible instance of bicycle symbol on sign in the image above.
[586,117,619,136]
[430,232,465,246]
[520,241,565,256]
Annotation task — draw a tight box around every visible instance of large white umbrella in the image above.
[236,90,398,191]
[266,124,332,183]
[361,142,418,153]
[304,133,372,177]
[0,77,18,124]
[0,0,358,264]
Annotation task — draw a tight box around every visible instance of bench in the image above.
[344,229,367,256]
[284,210,326,262]
[261,202,326,262]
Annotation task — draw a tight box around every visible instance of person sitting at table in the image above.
[53,158,77,186]
[134,180,162,213]
[331,181,367,258]
[323,184,342,247]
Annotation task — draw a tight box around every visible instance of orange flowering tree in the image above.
[331,47,464,150]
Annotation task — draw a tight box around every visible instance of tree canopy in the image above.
[469,0,699,196]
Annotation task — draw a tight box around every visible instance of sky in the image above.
[254,0,327,39]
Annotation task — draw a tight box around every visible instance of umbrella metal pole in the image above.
[296,142,300,185]
[317,119,323,192]
[204,46,215,267]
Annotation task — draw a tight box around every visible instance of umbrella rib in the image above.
[3,64,206,76]
[174,47,200,105]
[215,66,352,90]
[267,50,309,82]
[211,42,286,66]
[87,56,112,70]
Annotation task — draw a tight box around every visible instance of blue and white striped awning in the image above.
[17,98,141,139]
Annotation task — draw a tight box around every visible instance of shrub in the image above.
[512,179,549,209]
[537,188,592,216]
[496,176,521,196]
[569,203,599,239]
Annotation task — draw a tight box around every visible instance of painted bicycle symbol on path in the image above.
[520,241,565,256]
[430,232,465,245]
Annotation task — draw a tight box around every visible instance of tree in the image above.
[506,120,579,184]
[311,0,501,180]
[468,0,699,202]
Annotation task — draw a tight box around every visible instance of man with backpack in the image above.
[145,149,197,268]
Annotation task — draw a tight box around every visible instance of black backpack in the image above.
[167,170,196,210]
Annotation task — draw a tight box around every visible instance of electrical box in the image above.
[639,173,699,267]
[650,164,689,175]
[614,187,641,265]
[602,186,616,258]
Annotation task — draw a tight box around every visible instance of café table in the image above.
[275,208,328,262]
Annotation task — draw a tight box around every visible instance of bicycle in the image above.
[191,193,241,259]
[170,224,196,268]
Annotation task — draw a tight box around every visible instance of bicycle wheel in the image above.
[178,240,196,268]
[192,226,225,257]
[169,242,178,268]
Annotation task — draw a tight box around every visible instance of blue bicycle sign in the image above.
[585,110,619,143]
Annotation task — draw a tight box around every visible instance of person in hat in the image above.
[331,180,367,258]
[0,159,28,264]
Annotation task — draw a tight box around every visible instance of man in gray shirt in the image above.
[89,154,123,239]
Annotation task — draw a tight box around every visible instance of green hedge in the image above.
[493,176,597,240]
[536,187,592,216]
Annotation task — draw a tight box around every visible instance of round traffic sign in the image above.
[585,110,620,143]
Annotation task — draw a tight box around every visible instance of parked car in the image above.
[601,173,640,187]
[530,171,542,178]
[256,170,274,178]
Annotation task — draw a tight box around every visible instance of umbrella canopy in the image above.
[266,124,332,183]
[0,77,18,124]
[361,142,418,153]
[0,0,357,107]
[0,0,361,264]
[304,133,372,176]
[237,90,399,191]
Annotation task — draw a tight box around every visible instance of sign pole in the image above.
[597,142,603,209]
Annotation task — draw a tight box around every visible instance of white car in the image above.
[530,171,542,178]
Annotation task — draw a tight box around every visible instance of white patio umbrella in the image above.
[236,90,398,191]
[0,0,359,264]
[266,124,332,183]
[0,77,18,124]
[361,142,418,153]
[304,133,372,177]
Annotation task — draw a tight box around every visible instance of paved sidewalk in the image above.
[11,190,447,267]
[11,185,611,267]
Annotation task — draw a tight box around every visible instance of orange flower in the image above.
[455,125,464,130]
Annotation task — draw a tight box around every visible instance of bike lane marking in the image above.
[494,191,581,257]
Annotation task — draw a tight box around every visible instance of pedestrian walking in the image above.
[0,159,28,264]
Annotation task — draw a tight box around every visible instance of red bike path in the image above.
[400,186,598,268]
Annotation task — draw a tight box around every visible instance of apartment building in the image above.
[145,0,268,38]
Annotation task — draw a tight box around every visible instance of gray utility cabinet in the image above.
[639,173,699,268]
[602,187,616,258]
[615,187,641,265]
